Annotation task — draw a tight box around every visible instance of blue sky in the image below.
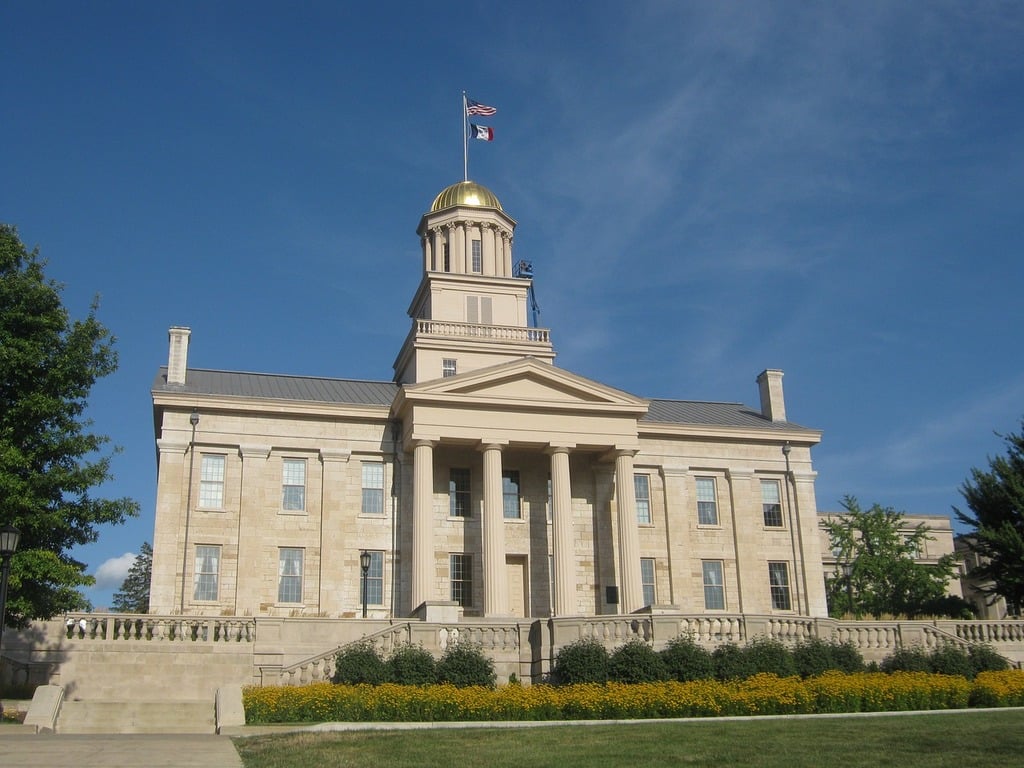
[3,2,1023,609]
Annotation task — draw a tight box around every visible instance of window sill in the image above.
[279,510,308,516]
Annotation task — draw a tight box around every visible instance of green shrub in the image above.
[744,637,797,678]
[793,638,864,677]
[608,639,669,683]
[552,637,609,685]
[436,642,496,688]
[928,645,975,679]
[969,644,1010,676]
[388,643,437,686]
[881,646,931,674]
[660,634,714,681]
[332,640,389,685]
[712,643,757,681]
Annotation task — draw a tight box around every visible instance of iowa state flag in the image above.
[471,124,494,141]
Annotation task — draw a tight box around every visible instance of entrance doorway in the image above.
[506,555,529,617]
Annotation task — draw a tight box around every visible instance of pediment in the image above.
[397,358,648,414]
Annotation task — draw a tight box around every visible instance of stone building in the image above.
[149,180,830,622]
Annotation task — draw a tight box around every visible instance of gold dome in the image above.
[430,180,502,212]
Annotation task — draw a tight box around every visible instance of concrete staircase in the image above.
[57,700,215,734]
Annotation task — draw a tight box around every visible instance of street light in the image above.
[0,525,22,651]
[359,550,372,618]
[840,561,854,617]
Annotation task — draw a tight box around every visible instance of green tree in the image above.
[0,224,139,628]
[824,496,962,619]
[111,542,152,613]
[956,418,1024,612]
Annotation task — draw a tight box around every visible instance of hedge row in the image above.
[552,636,1009,685]
[243,669,1024,724]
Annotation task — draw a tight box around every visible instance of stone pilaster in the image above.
[725,468,757,613]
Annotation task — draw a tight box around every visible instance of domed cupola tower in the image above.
[393,181,555,383]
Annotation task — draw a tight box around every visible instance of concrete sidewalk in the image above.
[0,733,243,767]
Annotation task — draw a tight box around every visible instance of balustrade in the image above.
[415,319,550,344]
[63,613,256,644]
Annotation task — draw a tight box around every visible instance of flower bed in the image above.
[243,670,1024,724]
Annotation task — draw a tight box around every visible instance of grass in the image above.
[233,708,1024,768]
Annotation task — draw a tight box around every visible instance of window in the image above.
[640,558,656,607]
[450,468,471,517]
[634,474,651,524]
[363,550,384,605]
[761,479,783,527]
[443,243,450,272]
[471,239,482,272]
[450,554,472,607]
[278,548,303,603]
[768,562,792,610]
[193,545,220,601]
[546,475,552,523]
[503,470,521,519]
[442,358,457,378]
[466,296,492,324]
[702,560,725,610]
[199,454,225,508]
[903,534,923,558]
[361,462,385,514]
[282,459,306,511]
[696,477,719,525]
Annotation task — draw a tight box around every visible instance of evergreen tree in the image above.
[111,542,152,613]
[824,496,964,618]
[0,224,139,628]
[956,419,1024,612]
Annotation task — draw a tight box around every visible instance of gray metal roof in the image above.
[643,398,814,432]
[153,368,815,432]
[153,368,399,407]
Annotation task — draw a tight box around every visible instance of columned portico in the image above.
[615,450,644,614]
[481,441,509,616]
[411,439,436,612]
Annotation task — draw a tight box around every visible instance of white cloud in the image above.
[93,552,138,590]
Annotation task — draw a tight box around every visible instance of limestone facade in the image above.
[148,180,830,622]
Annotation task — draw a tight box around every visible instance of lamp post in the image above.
[359,550,372,619]
[0,525,21,652]
[841,561,854,618]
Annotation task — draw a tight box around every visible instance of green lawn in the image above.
[233,709,1024,768]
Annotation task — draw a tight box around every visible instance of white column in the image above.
[410,440,435,613]
[454,224,466,273]
[422,234,432,272]
[615,450,643,614]
[548,445,575,616]
[431,227,444,271]
[481,442,508,616]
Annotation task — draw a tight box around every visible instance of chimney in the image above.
[757,369,786,422]
[167,326,191,385]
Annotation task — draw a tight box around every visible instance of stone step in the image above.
[57,700,215,734]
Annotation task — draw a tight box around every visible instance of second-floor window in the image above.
[696,476,718,525]
[450,468,471,517]
[761,479,783,527]
[362,462,384,514]
[634,474,651,524]
[503,470,521,519]
[282,458,306,511]
[199,455,225,508]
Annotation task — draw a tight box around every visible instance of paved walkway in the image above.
[0,733,243,767]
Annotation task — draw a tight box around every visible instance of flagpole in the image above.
[462,91,469,181]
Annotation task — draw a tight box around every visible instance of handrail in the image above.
[276,622,412,685]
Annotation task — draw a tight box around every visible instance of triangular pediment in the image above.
[394,358,649,416]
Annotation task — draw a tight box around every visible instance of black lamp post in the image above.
[359,550,372,619]
[841,561,854,617]
[0,525,22,651]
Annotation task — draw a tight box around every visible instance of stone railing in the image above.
[434,622,521,652]
[830,620,903,652]
[662,615,745,645]
[578,616,653,644]
[944,620,1024,645]
[415,319,550,344]
[63,613,256,643]
[278,623,413,686]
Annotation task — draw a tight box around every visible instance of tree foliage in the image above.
[824,496,963,619]
[0,224,139,627]
[111,542,152,613]
[956,418,1024,612]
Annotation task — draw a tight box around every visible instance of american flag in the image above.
[466,97,497,117]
